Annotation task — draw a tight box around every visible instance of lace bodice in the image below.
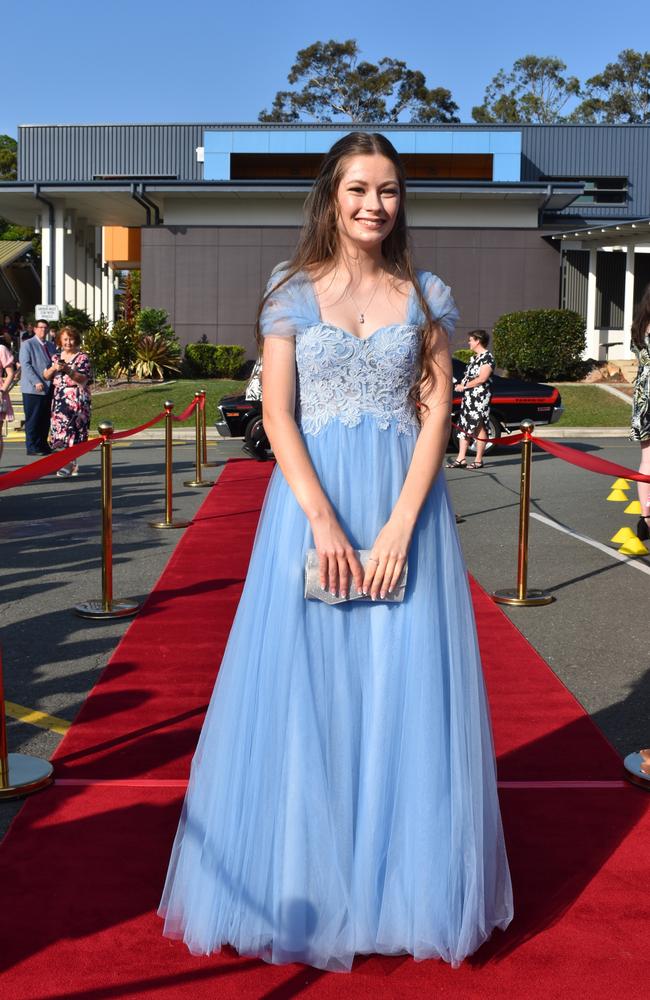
[260,268,458,436]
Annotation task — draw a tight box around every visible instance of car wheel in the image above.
[243,415,270,461]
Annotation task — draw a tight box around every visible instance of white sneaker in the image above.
[56,468,71,478]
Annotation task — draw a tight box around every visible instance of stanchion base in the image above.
[0,753,54,800]
[74,599,140,619]
[623,752,650,790]
[183,479,214,488]
[492,588,555,607]
[149,519,192,530]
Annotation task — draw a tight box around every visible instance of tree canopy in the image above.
[571,49,650,123]
[0,134,17,181]
[472,55,580,124]
[259,39,459,124]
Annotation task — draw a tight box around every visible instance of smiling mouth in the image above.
[355,218,385,228]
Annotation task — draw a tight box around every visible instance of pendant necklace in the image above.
[347,271,385,325]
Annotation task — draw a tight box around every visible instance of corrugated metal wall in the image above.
[596,251,626,328]
[562,249,589,318]
[521,125,650,220]
[18,125,207,181]
[18,124,650,223]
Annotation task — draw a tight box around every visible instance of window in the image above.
[544,176,628,206]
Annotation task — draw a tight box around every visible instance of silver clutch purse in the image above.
[304,549,408,605]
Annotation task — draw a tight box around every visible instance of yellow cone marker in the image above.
[624,500,643,515]
[619,536,649,557]
[607,489,629,502]
[611,526,636,544]
[612,478,630,490]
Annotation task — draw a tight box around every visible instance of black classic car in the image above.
[216,358,563,459]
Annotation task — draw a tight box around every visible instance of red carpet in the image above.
[1,459,648,999]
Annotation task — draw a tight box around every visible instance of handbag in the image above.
[304,548,408,605]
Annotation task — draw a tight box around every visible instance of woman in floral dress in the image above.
[44,325,92,477]
[446,329,495,470]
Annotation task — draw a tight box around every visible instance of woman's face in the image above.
[335,154,400,251]
[60,332,75,353]
[468,335,482,354]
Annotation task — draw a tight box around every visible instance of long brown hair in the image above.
[631,283,650,349]
[256,131,446,405]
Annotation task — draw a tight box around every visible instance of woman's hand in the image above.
[311,512,363,599]
[362,514,414,600]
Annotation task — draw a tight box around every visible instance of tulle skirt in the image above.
[159,416,513,970]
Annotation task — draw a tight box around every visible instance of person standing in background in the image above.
[630,285,650,539]
[0,336,17,463]
[19,318,55,455]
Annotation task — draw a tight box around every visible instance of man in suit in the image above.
[19,319,55,455]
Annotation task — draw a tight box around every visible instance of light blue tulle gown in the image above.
[159,269,513,971]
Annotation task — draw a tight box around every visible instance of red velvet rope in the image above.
[0,395,202,493]
[171,397,200,422]
[112,411,166,440]
[0,437,102,493]
[531,435,650,483]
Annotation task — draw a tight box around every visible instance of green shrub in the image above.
[134,333,181,380]
[453,349,473,365]
[63,302,93,333]
[493,309,586,381]
[83,318,115,381]
[184,343,246,378]
[137,307,179,346]
[111,319,139,378]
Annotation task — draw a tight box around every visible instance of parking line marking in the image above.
[530,512,650,577]
[5,702,71,735]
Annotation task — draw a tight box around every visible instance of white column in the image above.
[107,268,115,324]
[40,223,52,305]
[75,218,87,313]
[622,245,635,360]
[54,204,66,313]
[585,247,599,359]
[64,228,76,308]
[93,226,103,320]
[86,227,96,319]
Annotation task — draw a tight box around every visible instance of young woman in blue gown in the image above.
[159,131,513,971]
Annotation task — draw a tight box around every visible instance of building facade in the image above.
[0,122,649,358]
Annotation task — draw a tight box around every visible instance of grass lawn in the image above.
[91,379,247,430]
[556,385,632,427]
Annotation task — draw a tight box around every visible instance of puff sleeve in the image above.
[259,266,316,340]
[416,271,459,337]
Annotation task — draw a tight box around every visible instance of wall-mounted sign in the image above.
[35,304,60,321]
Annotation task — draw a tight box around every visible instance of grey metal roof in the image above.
[0,239,32,267]
[550,217,650,245]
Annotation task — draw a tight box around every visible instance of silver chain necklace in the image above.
[346,271,385,325]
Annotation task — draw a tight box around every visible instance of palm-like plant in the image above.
[133,333,181,380]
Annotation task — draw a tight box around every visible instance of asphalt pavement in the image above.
[1,432,648,838]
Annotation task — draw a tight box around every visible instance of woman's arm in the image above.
[262,336,363,597]
[462,362,493,391]
[0,362,15,393]
[363,324,453,599]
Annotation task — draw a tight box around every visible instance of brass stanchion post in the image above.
[492,419,554,607]
[184,393,214,488]
[150,402,191,529]
[75,422,140,618]
[0,647,53,799]
[200,388,219,467]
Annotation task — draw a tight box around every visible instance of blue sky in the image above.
[3,0,648,137]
